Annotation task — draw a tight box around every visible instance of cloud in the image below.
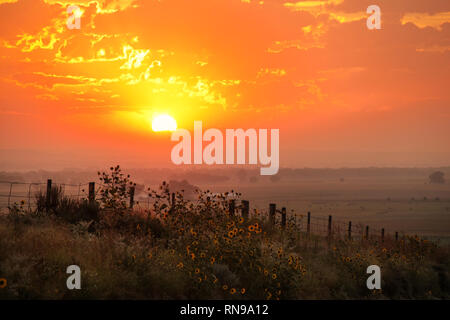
[401,11,450,30]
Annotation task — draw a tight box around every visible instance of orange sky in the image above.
[0,0,449,170]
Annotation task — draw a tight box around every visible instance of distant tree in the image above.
[429,171,445,184]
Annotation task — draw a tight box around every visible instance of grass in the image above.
[0,167,449,300]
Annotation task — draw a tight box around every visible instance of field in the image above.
[0,167,449,300]
[205,177,450,239]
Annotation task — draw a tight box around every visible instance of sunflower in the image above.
[230,288,236,294]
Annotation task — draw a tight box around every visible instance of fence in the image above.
[227,199,395,243]
[0,179,400,242]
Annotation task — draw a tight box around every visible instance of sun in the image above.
[151,114,177,132]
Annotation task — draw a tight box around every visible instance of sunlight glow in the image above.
[151,114,177,132]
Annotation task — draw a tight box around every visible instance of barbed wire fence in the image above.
[0,179,401,243]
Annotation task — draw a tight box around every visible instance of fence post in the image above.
[348,221,352,240]
[28,183,32,211]
[307,211,311,235]
[281,207,286,229]
[46,179,52,209]
[88,182,95,204]
[327,215,332,239]
[229,199,235,216]
[269,203,276,225]
[365,225,369,240]
[129,187,135,209]
[381,228,385,243]
[395,231,398,241]
[242,200,249,220]
[7,183,13,208]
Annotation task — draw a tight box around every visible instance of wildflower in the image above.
[239,217,244,223]
[241,288,246,294]
[230,288,236,295]
[228,230,235,238]
[198,277,202,283]
[382,248,387,253]
[272,273,277,280]
[210,257,216,264]
[195,268,200,274]
[177,262,184,269]
[345,257,351,262]
[200,252,206,258]
[248,225,255,232]
[264,269,269,276]
[223,285,228,290]
[191,253,196,260]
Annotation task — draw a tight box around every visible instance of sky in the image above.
[0,0,449,171]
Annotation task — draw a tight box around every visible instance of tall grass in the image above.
[0,167,449,300]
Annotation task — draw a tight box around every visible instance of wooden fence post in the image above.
[46,179,52,209]
[242,200,249,220]
[7,183,12,208]
[281,207,286,229]
[327,215,332,239]
[307,211,311,235]
[269,203,276,225]
[171,192,175,208]
[88,182,95,204]
[381,228,385,243]
[365,225,369,240]
[348,221,352,240]
[229,199,235,216]
[129,186,135,209]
